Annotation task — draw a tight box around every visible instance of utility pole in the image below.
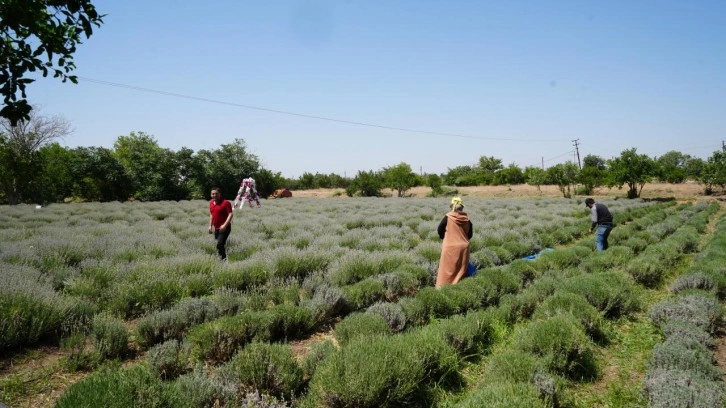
[572,139,582,169]
[722,140,725,152]
[541,156,544,170]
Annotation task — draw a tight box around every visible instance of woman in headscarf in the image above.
[436,197,473,288]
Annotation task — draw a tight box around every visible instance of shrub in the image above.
[425,310,495,356]
[670,273,715,295]
[486,349,544,383]
[308,335,426,408]
[0,264,80,351]
[398,297,429,327]
[147,339,192,380]
[561,272,641,318]
[108,276,183,318]
[644,368,724,408]
[661,320,714,348]
[404,326,460,380]
[312,284,346,312]
[507,259,541,288]
[533,291,607,343]
[174,366,238,408]
[455,382,549,408]
[334,312,391,347]
[373,270,420,299]
[220,342,304,399]
[626,253,667,287]
[623,236,648,254]
[342,279,387,311]
[302,340,337,380]
[647,337,721,381]
[186,310,273,364]
[514,314,596,379]
[366,302,407,332]
[268,303,315,340]
[273,249,331,282]
[472,268,520,302]
[60,332,98,372]
[136,297,222,348]
[649,294,721,334]
[213,260,269,290]
[536,247,584,270]
[579,246,633,273]
[56,364,179,408]
[91,313,129,360]
[415,287,457,318]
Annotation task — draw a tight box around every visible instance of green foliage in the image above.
[424,310,496,356]
[398,297,429,327]
[308,335,427,408]
[514,314,597,379]
[455,382,550,408]
[0,0,105,125]
[56,364,180,408]
[607,148,656,198]
[366,302,407,332]
[546,161,579,198]
[172,366,235,408]
[0,114,72,204]
[136,296,222,349]
[220,342,304,399]
[382,162,417,197]
[302,340,337,380]
[60,332,98,372]
[533,291,607,343]
[108,276,184,318]
[342,279,387,311]
[656,151,692,183]
[147,339,191,380]
[561,272,641,318]
[426,173,444,196]
[524,166,547,190]
[273,249,331,281]
[334,312,391,346]
[346,170,383,197]
[486,349,546,383]
[697,150,726,194]
[186,310,273,363]
[91,313,129,360]
[267,303,315,340]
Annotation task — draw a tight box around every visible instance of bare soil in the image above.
[290,182,715,201]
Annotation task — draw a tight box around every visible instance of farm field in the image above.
[292,182,711,200]
[1,196,724,407]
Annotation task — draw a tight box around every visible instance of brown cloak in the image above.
[436,211,471,288]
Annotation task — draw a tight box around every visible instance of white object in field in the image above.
[232,177,261,210]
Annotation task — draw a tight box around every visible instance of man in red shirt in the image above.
[208,187,233,261]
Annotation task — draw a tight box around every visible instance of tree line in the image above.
[1,113,724,205]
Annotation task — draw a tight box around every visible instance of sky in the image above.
[29,0,726,178]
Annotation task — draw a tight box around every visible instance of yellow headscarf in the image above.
[450,197,463,208]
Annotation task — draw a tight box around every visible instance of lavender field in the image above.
[1,197,724,407]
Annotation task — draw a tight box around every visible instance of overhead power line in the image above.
[77,76,569,143]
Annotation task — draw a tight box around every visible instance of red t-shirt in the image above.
[209,199,232,228]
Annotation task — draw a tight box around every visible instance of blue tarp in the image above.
[466,261,477,277]
[521,248,554,261]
